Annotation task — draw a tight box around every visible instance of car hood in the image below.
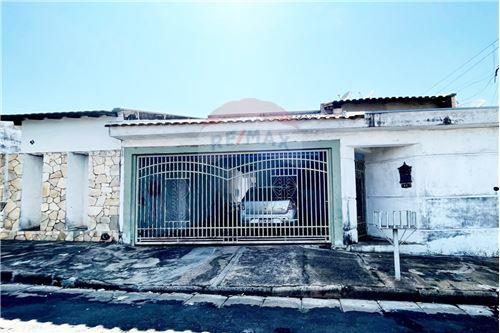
[243,200,291,214]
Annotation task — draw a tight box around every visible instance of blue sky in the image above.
[2,1,498,117]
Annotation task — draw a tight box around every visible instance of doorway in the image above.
[355,153,367,239]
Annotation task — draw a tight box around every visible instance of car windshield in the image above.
[243,187,287,201]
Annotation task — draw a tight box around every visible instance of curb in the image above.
[1,270,498,306]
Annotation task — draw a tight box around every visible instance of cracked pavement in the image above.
[0,240,498,304]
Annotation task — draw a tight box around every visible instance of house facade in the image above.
[1,95,498,256]
[0,109,187,242]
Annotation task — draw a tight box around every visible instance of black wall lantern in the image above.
[398,162,412,188]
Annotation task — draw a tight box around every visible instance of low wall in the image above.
[0,150,121,242]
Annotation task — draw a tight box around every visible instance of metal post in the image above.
[393,228,401,280]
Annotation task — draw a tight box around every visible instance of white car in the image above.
[240,186,297,224]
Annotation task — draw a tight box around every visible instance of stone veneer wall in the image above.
[40,153,67,233]
[0,150,121,242]
[0,154,23,232]
[0,154,4,203]
[84,150,121,240]
[0,154,4,227]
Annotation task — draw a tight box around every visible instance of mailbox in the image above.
[398,162,412,188]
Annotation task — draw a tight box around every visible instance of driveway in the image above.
[1,240,498,304]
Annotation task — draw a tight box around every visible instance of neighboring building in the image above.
[0,95,498,256]
[0,121,21,153]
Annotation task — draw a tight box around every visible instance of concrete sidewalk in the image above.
[1,241,498,305]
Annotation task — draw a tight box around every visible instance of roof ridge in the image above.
[321,93,457,108]
[106,112,364,127]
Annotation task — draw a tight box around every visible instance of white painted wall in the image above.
[20,154,43,229]
[66,153,89,229]
[21,117,121,153]
[363,127,498,256]
[364,145,421,241]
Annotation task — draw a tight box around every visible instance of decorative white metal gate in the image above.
[134,149,330,244]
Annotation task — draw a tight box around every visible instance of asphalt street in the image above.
[0,284,498,333]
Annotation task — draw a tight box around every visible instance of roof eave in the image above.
[0,110,119,125]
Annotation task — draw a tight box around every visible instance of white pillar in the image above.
[340,144,358,244]
[19,153,43,230]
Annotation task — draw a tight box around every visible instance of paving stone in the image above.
[417,302,465,315]
[340,299,381,313]
[223,295,265,307]
[184,293,227,307]
[378,300,423,313]
[0,283,31,293]
[14,291,48,299]
[301,298,341,310]
[87,290,127,303]
[23,285,67,296]
[457,304,495,317]
[262,296,302,309]
[108,291,155,304]
[156,292,194,303]
[54,288,96,295]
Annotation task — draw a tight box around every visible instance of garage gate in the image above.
[134,149,331,244]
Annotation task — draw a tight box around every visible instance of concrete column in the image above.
[20,153,43,230]
[340,144,358,245]
[119,148,126,243]
[66,152,89,229]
